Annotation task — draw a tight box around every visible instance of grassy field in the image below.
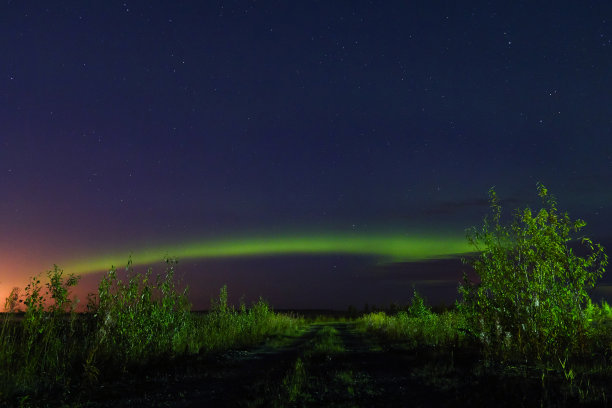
[1,262,611,407]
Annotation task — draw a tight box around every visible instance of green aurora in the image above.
[65,233,473,275]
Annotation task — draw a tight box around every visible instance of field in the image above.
[1,262,611,407]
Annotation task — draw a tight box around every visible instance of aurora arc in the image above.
[64,233,474,275]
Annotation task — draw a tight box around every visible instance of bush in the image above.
[407,288,431,318]
[87,257,193,371]
[0,266,81,396]
[357,310,464,348]
[196,285,304,352]
[459,183,608,361]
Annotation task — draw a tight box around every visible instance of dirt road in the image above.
[60,322,568,407]
[68,322,458,407]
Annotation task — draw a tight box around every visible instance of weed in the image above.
[309,325,345,355]
[282,357,307,403]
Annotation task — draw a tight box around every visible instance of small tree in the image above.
[459,183,608,361]
[407,288,430,318]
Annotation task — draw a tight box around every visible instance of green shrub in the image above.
[585,300,612,350]
[87,257,193,370]
[195,286,304,352]
[0,266,81,397]
[459,183,608,361]
[357,310,464,348]
[407,288,431,318]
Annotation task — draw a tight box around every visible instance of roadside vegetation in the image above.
[0,259,305,406]
[358,184,612,405]
[357,289,465,348]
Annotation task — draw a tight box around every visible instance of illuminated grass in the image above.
[64,233,473,275]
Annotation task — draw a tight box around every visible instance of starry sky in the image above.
[2,1,612,310]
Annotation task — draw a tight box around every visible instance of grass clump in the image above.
[357,289,464,348]
[281,357,308,403]
[357,309,465,349]
[309,325,345,354]
[194,285,305,353]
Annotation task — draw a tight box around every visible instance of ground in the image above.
[35,322,607,407]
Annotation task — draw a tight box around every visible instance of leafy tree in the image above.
[459,183,608,361]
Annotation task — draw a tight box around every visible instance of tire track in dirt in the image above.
[38,323,537,407]
[48,323,462,407]
[330,322,447,407]
[275,322,456,407]
[226,322,435,407]
[74,324,321,408]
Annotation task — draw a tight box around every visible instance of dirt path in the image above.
[53,322,551,407]
[281,322,455,407]
[62,322,457,407]
[73,325,319,407]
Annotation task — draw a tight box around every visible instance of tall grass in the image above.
[0,266,82,398]
[0,260,305,404]
[357,296,612,358]
[86,258,194,373]
[356,289,465,348]
[357,310,465,348]
[194,285,304,352]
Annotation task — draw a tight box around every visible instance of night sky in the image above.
[2,1,612,310]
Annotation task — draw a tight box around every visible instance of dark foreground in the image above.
[34,322,609,408]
